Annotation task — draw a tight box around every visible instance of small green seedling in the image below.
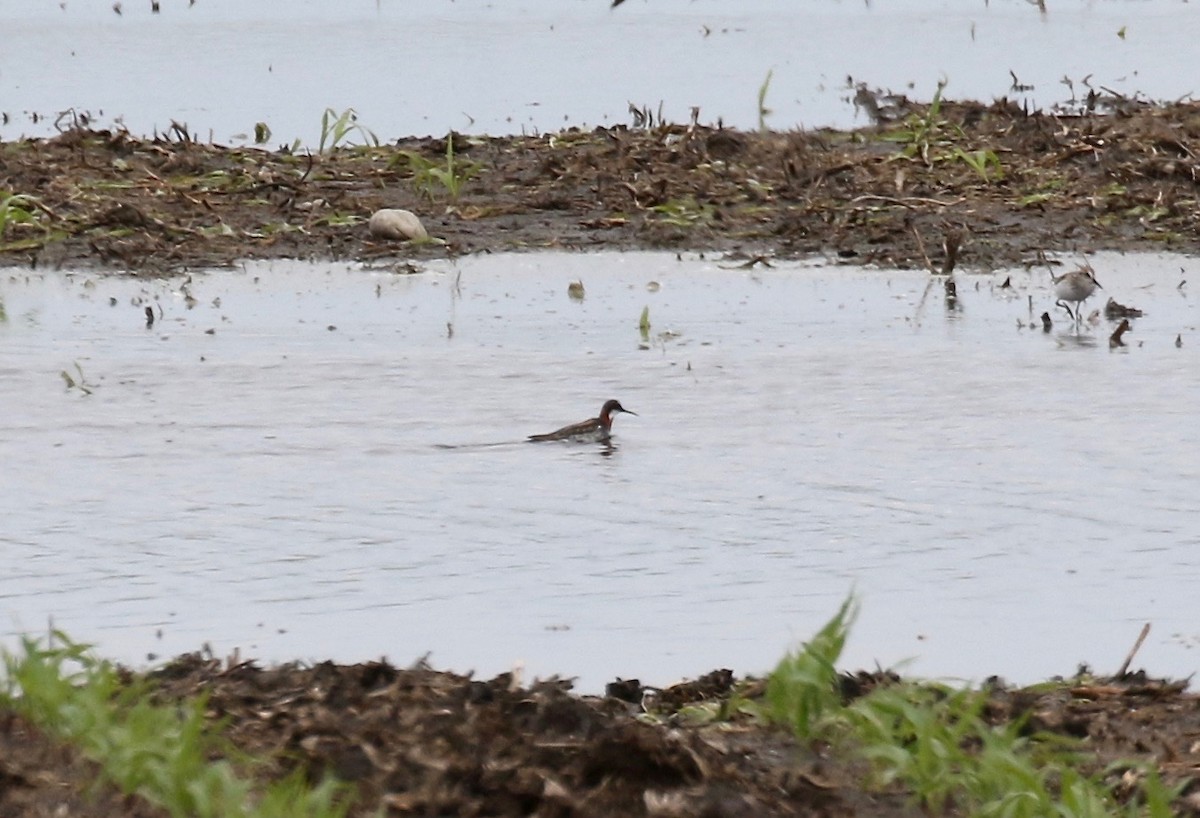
[318,107,379,154]
[953,148,1003,182]
[395,134,481,202]
[0,192,46,241]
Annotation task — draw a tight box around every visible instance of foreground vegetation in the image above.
[765,599,1179,817]
[1,601,1193,817]
[1,633,352,818]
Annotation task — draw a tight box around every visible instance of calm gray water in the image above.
[2,251,1198,689]
[2,1,1195,143]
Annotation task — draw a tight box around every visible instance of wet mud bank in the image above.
[3,654,1199,817]
[3,95,1200,275]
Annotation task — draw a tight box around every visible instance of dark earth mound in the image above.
[3,655,1200,817]
[3,94,1200,275]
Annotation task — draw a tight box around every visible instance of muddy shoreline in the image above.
[3,652,1199,817]
[3,95,1200,275]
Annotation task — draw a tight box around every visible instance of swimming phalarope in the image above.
[528,399,637,443]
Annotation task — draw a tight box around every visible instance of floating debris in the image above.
[1176,334,1183,348]
[144,305,155,328]
[1040,312,1053,332]
[730,254,773,270]
[567,280,585,301]
[1104,297,1143,320]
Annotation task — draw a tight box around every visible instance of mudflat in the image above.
[3,95,1198,275]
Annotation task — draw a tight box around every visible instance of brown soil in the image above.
[3,657,1199,817]
[3,93,1200,274]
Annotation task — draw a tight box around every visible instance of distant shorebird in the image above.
[1052,263,1102,322]
[528,399,636,443]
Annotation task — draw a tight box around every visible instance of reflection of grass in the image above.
[60,362,94,395]
[766,595,1181,817]
[2,632,353,818]
[757,69,774,133]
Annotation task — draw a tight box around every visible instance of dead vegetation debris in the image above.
[4,96,1200,274]
[8,652,1200,817]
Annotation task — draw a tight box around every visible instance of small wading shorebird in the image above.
[528,399,636,443]
[1052,263,1102,322]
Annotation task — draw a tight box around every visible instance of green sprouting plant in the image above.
[1018,191,1056,208]
[0,633,353,818]
[647,197,715,228]
[0,191,46,241]
[883,80,963,164]
[317,107,379,154]
[395,134,481,202]
[766,597,1177,817]
[765,595,856,740]
[1125,767,1189,818]
[953,147,1003,182]
[638,306,651,342]
[254,122,272,145]
[844,684,1048,814]
[757,68,774,133]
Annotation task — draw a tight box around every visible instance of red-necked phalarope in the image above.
[1052,263,1102,322]
[528,399,636,443]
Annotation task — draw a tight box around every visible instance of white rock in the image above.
[368,208,428,241]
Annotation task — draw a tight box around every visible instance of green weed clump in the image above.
[647,196,715,228]
[882,81,958,164]
[394,134,481,202]
[765,595,855,739]
[766,597,1179,818]
[881,81,1005,184]
[317,107,379,154]
[0,191,51,248]
[0,633,351,818]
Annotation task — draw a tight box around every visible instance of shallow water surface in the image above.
[2,252,1198,688]
[2,0,1196,142]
